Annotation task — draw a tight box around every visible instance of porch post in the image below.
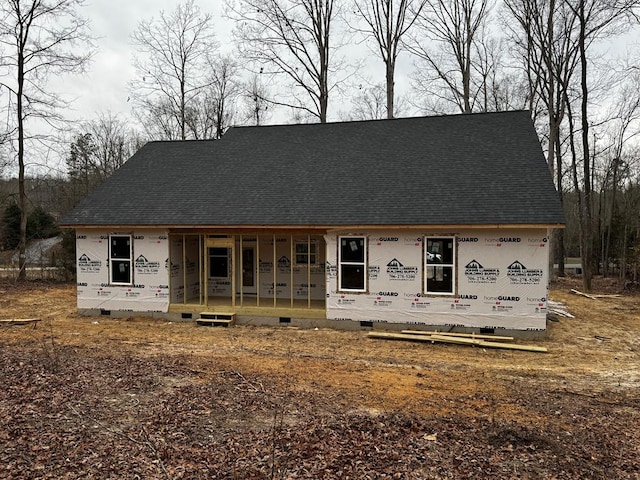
[239,235,244,307]
[308,234,311,309]
[181,234,186,304]
[290,234,294,307]
[200,235,205,306]
[256,234,260,307]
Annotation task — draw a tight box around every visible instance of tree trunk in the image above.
[620,223,627,280]
[554,130,565,276]
[578,0,593,291]
[386,58,395,119]
[463,16,472,113]
[180,78,186,140]
[603,158,619,277]
[547,116,557,281]
[319,86,328,123]
[17,28,27,282]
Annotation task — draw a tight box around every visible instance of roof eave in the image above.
[61,223,566,231]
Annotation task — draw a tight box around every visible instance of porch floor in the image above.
[169,297,326,319]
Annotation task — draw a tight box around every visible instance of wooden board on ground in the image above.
[429,334,548,353]
[368,331,548,353]
[401,330,514,341]
[570,289,622,300]
[0,318,41,326]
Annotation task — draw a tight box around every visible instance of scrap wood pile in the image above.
[547,300,573,318]
[368,330,548,353]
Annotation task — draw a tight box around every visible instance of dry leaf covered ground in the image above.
[0,278,638,479]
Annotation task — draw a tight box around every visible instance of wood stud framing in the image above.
[169,232,320,312]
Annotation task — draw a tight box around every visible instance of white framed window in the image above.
[295,241,317,265]
[425,237,455,295]
[338,236,366,292]
[110,235,132,285]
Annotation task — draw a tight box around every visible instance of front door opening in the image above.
[205,238,235,308]
[242,247,255,288]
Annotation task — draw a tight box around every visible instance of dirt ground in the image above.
[0,277,638,479]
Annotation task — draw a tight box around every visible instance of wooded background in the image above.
[1,0,639,289]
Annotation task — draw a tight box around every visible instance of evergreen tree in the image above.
[1,202,21,250]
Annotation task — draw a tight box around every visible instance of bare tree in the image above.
[346,81,409,120]
[208,55,241,138]
[472,35,530,112]
[131,0,216,140]
[0,0,92,281]
[618,146,640,280]
[186,55,241,139]
[597,75,640,277]
[228,0,340,123]
[351,0,426,118]
[349,83,388,120]
[504,0,581,279]
[406,0,492,114]
[82,112,141,179]
[0,140,10,177]
[567,0,638,290]
[61,112,143,210]
[241,74,273,126]
[65,113,141,208]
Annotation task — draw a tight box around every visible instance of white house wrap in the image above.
[325,230,549,331]
[76,230,169,312]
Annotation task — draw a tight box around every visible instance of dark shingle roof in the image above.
[60,111,565,227]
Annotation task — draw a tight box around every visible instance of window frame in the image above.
[294,241,318,266]
[109,234,133,286]
[209,247,230,279]
[338,236,367,293]
[424,236,456,296]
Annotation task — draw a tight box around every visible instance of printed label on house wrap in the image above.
[78,254,102,274]
[326,262,337,279]
[368,265,380,280]
[135,255,161,275]
[259,260,272,274]
[507,260,543,284]
[464,259,499,284]
[386,258,418,281]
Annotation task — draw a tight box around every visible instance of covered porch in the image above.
[167,231,327,319]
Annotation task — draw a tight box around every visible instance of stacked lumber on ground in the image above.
[547,300,574,318]
[367,330,547,353]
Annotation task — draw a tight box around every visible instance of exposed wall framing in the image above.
[168,232,325,311]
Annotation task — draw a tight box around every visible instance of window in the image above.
[339,236,366,292]
[295,241,317,265]
[209,247,229,278]
[425,237,455,295]
[110,235,132,285]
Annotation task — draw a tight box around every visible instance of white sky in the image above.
[54,0,418,127]
[8,0,640,176]
[57,0,233,124]
[7,0,413,175]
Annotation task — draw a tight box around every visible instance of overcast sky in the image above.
[57,0,233,125]
[21,0,640,153]
[52,0,423,129]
